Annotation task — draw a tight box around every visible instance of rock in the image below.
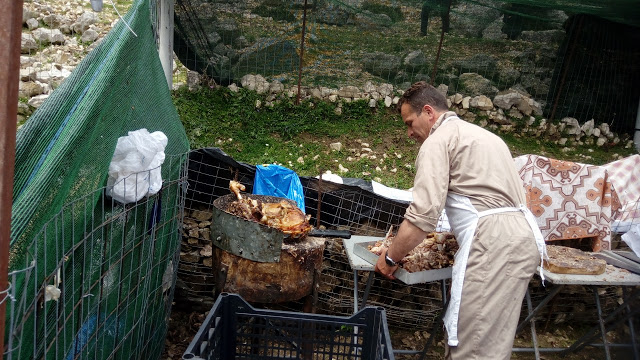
[458,73,498,97]
[361,51,401,78]
[338,85,359,99]
[581,119,595,136]
[507,107,523,119]
[72,11,98,34]
[21,33,38,53]
[470,95,493,111]
[368,98,376,108]
[268,80,283,94]
[454,54,499,80]
[599,123,611,136]
[354,10,392,29]
[34,66,70,84]
[81,28,99,43]
[42,14,63,28]
[19,81,44,98]
[482,16,507,40]
[329,142,342,152]
[27,94,49,108]
[26,18,39,30]
[404,50,428,70]
[450,2,502,38]
[461,96,470,109]
[313,3,351,25]
[384,96,392,107]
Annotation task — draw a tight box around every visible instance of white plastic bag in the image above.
[622,223,640,258]
[106,129,168,204]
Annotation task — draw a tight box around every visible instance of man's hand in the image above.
[375,248,398,280]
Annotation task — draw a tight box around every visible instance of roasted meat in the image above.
[226,181,312,238]
[369,227,459,272]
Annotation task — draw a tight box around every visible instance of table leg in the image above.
[353,270,359,313]
[623,287,639,360]
[418,279,449,360]
[361,271,375,309]
[353,270,376,313]
[516,285,563,334]
[525,289,541,360]
[593,287,612,360]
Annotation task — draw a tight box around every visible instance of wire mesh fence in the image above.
[4,154,189,360]
[176,147,637,343]
[10,0,191,359]
[173,0,640,136]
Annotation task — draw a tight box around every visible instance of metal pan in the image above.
[353,240,452,284]
[211,193,350,262]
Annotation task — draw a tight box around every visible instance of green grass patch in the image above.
[174,85,636,191]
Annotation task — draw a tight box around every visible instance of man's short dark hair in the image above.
[397,81,448,114]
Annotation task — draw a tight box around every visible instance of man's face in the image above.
[400,103,435,144]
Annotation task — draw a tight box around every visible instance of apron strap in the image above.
[478,205,548,284]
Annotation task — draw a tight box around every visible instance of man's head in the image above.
[397,81,449,143]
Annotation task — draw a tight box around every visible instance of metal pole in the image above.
[0,0,23,358]
[158,0,174,88]
[295,0,309,105]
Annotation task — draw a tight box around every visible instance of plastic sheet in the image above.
[253,164,305,212]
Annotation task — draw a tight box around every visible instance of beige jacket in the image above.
[405,111,528,231]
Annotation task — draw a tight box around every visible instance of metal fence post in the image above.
[0,0,23,358]
[158,0,174,88]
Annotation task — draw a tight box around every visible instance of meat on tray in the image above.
[226,180,312,238]
[368,228,459,273]
[543,245,607,275]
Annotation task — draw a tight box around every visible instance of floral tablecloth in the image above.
[514,155,619,251]
[602,154,640,233]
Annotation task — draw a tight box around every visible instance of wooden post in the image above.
[430,0,452,86]
[295,0,309,105]
[0,0,23,358]
[158,0,174,88]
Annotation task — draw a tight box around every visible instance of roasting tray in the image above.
[353,240,452,285]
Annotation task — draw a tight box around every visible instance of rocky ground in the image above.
[18,0,124,123]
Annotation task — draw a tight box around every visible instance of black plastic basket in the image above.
[182,293,395,360]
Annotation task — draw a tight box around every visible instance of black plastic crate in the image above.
[182,293,395,360]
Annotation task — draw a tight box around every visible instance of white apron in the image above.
[441,192,546,346]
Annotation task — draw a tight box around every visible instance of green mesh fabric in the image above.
[7,0,189,359]
[173,0,640,135]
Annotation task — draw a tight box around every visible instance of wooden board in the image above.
[543,245,606,275]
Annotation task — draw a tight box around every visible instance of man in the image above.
[375,81,545,359]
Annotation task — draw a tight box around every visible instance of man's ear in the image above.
[422,104,433,118]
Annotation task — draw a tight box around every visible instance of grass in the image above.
[172,86,637,191]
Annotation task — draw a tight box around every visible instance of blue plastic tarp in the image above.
[253,164,305,212]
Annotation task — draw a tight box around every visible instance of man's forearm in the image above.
[386,219,428,261]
